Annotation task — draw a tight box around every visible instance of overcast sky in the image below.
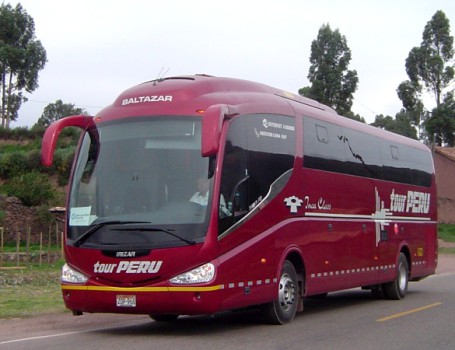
[6,0,455,127]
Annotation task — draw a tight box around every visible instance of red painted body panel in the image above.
[42,75,437,317]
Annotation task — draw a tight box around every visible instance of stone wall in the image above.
[434,148,455,224]
[0,196,62,244]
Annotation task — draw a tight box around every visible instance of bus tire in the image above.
[262,260,298,325]
[383,253,409,300]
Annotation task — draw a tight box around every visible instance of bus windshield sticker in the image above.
[69,206,94,226]
[254,118,295,141]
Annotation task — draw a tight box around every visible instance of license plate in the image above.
[116,295,136,307]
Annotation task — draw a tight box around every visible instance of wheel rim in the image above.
[278,273,296,312]
[397,261,408,293]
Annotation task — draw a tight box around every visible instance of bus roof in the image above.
[97,74,334,118]
[95,74,429,152]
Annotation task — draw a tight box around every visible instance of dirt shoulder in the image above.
[436,253,455,274]
[439,239,455,248]
[437,239,455,274]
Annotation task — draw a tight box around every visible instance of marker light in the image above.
[61,263,88,284]
[170,263,215,284]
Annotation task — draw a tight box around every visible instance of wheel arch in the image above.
[399,244,411,275]
[279,247,305,298]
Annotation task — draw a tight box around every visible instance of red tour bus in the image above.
[41,75,437,324]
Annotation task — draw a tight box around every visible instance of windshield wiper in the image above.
[114,227,197,245]
[72,220,151,247]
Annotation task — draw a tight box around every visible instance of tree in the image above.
[396,81,424,126]
[299,24,359,118]
[396,80,426,139]
[397,10,454,145]
[35,100,88,127]
[371,113,418,139]
[425,92,455,146]
[0,3,47,128]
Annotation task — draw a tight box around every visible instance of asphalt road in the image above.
[1,255,455,350]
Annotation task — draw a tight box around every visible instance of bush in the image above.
[6,172,56,206]
[11,126,33,140]
[0,152,29,178]
[53,147,76,185]
[35,204,55,225]
[30,124,46,138]
[0,150,47,179]
[26,149,44,172]
[0,126,37,140]
[61,127,82,141]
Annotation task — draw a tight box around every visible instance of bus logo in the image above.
[122,95,173,105]
[284,196,303,213]
[390,189,430,214]
[93,260,163,274]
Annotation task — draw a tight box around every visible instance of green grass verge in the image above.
[1,243,61,254]
[438,224,455,243]
[439,247,455,254]
[0,261,66,318]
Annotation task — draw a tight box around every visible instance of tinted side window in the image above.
[246,115,295,201]
[381,143,411,184]
[406,147,433,187]
[303,117,345,173]
[219,114,295,235]
[341,127,382,179]
[303,116,432,187]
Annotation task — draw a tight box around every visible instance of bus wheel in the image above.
[383,253,409,300]
[262,260,298,325]
[149,314,179,322]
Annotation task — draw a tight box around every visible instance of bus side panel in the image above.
[296,169,381,295]
[297,220,380,296]
[217,225,278,311]
[425,223,438,275]
[298,162,437,293]
[403,222,438,279]
[374,179,438,282]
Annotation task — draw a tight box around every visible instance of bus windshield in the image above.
[67,116,212,248]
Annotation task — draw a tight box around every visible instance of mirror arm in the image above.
[41,115,94,167]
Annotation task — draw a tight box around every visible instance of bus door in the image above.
[215,112,296,306]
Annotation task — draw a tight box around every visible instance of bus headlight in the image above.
[170,263,215,284]
[61,263,88,284]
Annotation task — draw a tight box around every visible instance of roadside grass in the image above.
[439,247,455,254]
[1,243,61,254]
[0,261,66,318]
[438,224,455,242]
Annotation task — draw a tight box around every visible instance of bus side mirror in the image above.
[41,115,95,167]
[201,104,228,157]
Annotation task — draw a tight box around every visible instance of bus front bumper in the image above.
[61,283,224,316]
